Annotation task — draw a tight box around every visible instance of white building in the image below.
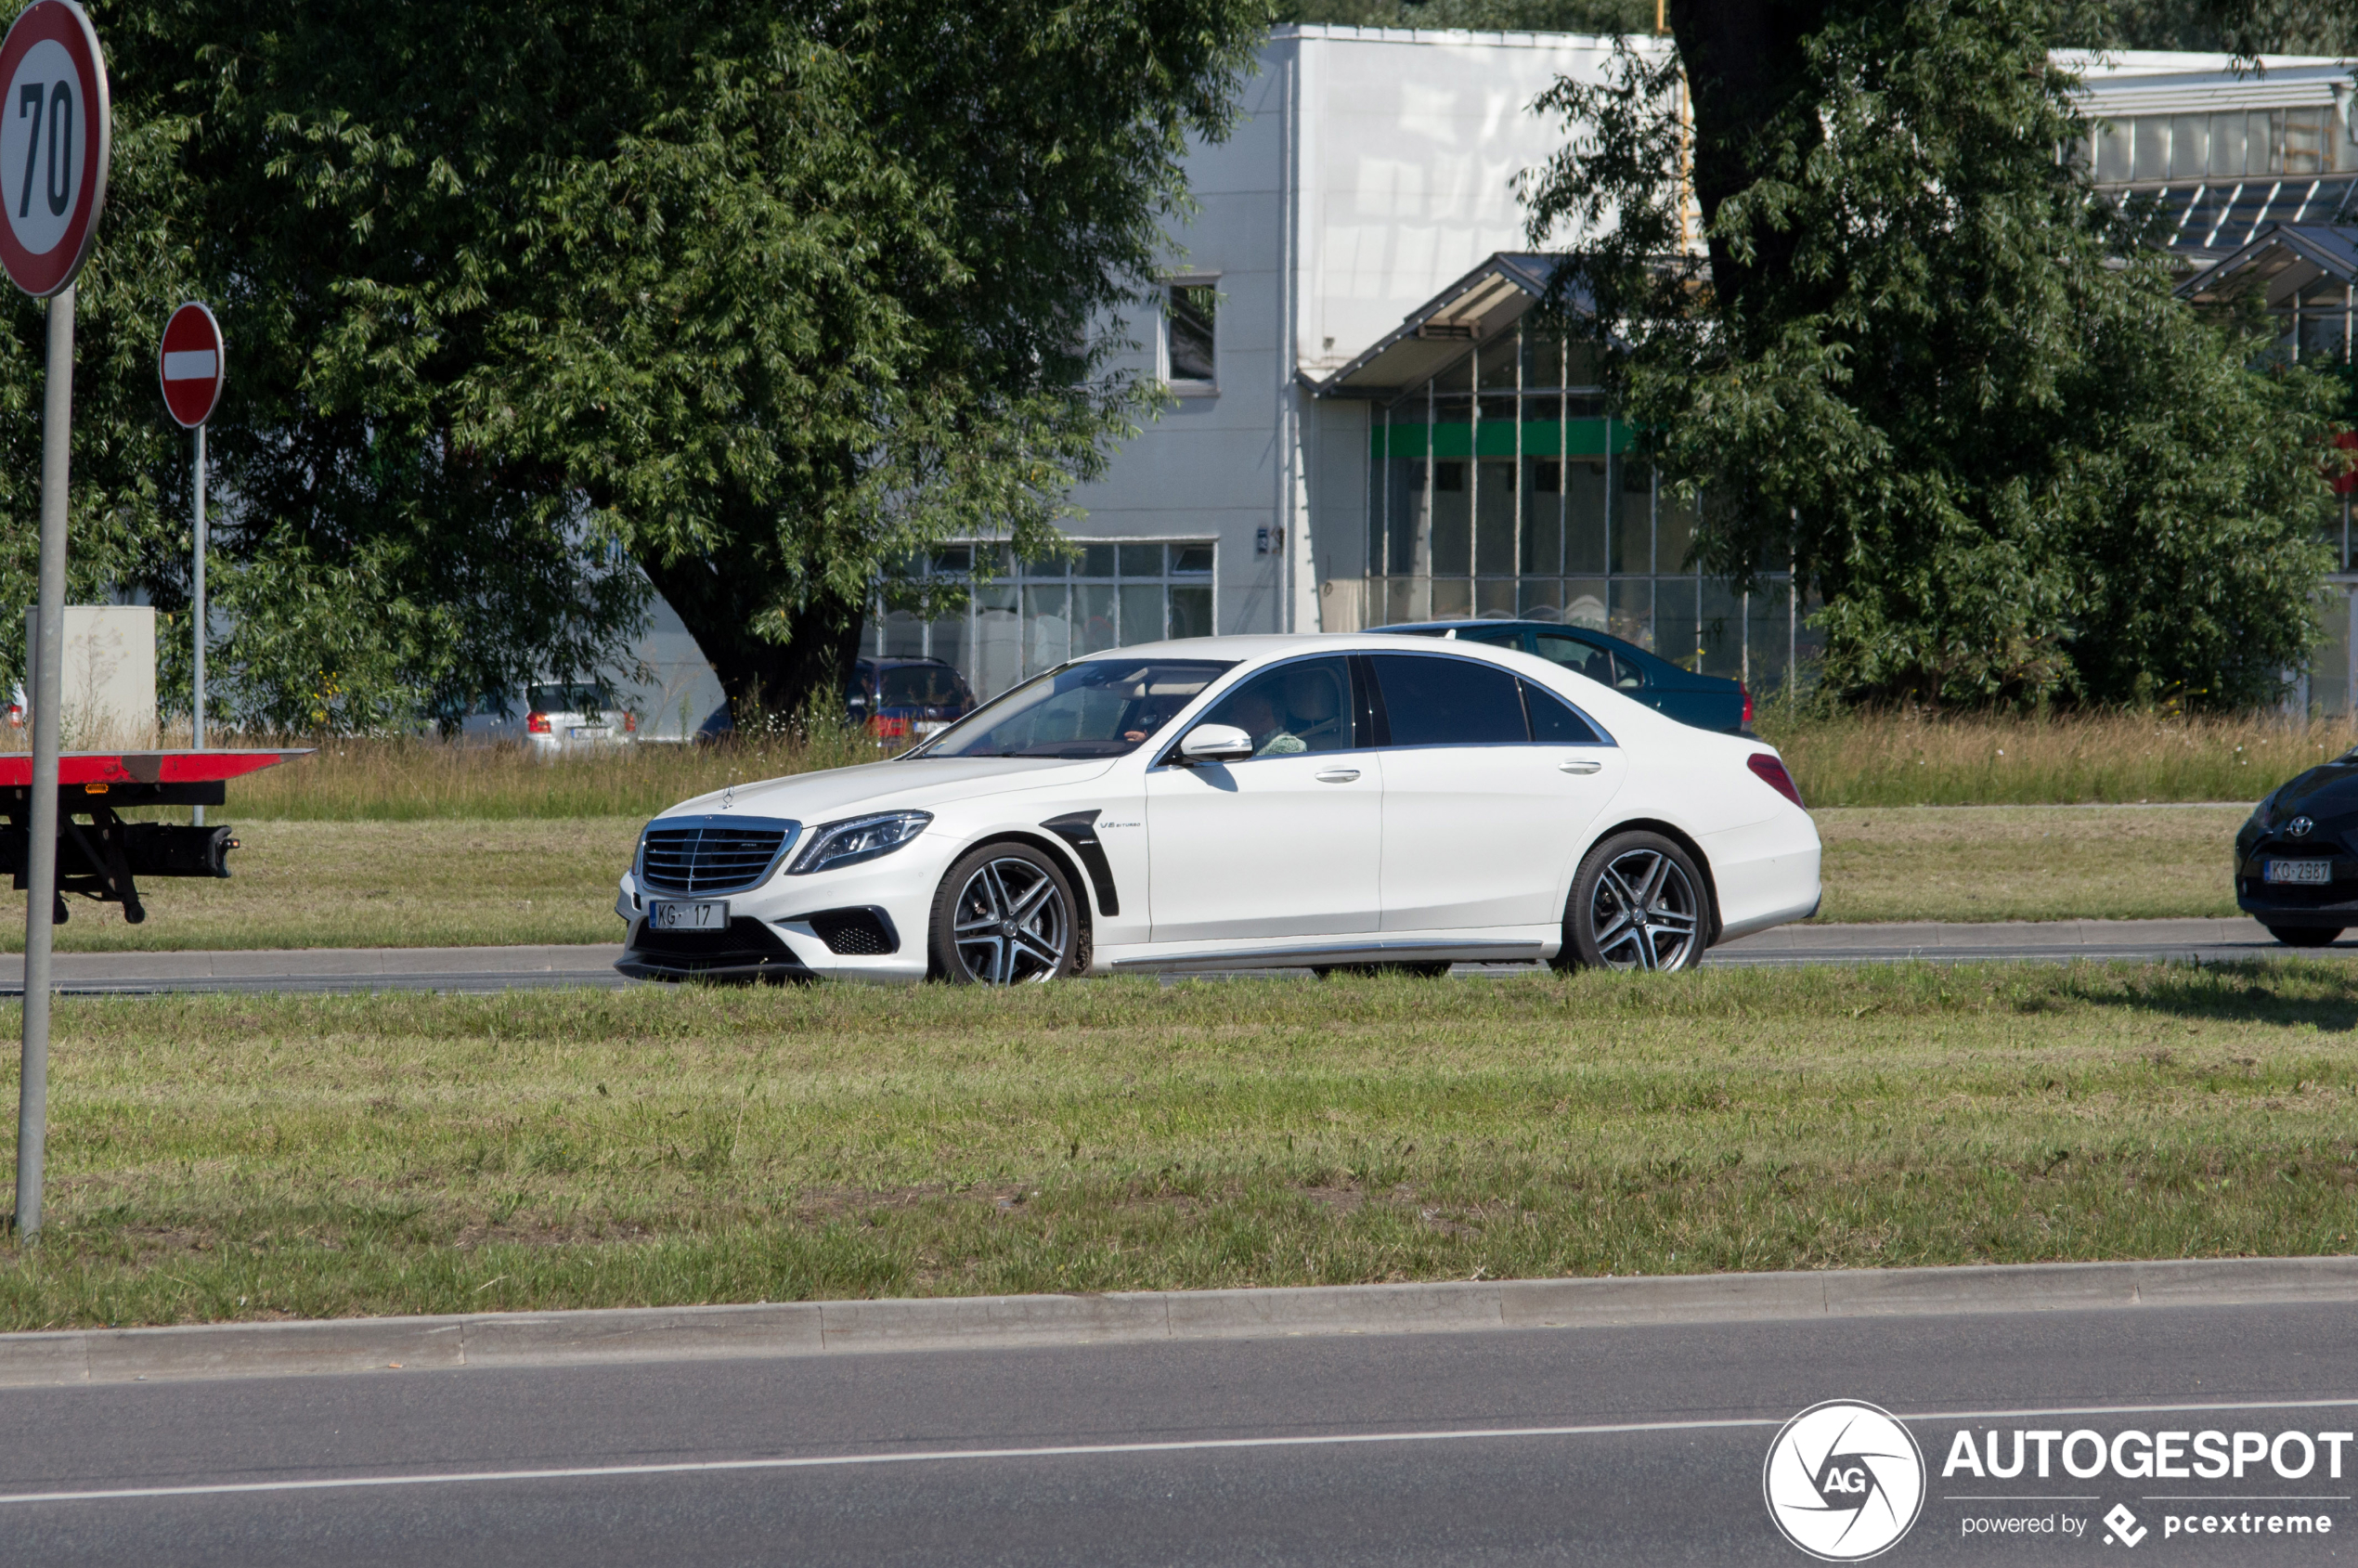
[831,30,2358,706]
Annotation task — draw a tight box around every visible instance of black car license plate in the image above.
[2264,860,2332,886]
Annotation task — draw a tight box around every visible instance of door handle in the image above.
[1559,759,1602,775]
[1314,768,1362,784]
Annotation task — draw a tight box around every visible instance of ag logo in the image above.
[2288,816,2314,838]
[1763,1399,1925,1561]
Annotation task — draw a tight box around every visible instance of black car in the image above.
[692,657,978,746]
[2236,759,2358,945]
[1372,619,1751,733]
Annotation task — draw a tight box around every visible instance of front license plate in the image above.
[2265,859,2333,886]
[648,900,728,931]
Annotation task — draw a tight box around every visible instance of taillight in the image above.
[623,711,637,733]
[1747,752,1803,809]
[1741,683,1753,725]
[869,715,910,738]
[526,712,551,734]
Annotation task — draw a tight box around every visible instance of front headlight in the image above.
[787,810,932,875]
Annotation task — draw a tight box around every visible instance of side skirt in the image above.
[1103,936,1550,974]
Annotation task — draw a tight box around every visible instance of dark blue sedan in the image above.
[1372,619,1751,733]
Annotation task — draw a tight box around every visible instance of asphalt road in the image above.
[0,1300,2350,1564]
[0,918,2328,995]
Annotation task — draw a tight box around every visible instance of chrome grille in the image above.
[639,816,798,895]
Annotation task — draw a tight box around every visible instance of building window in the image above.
[2087,108,2358,187]
[871,540,1217,700]
[1166,281,1217,391]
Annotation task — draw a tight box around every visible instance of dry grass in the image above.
[1758,706,2352,808]
[6,701,2337,823]
[0,962,2350,1328]
[12,727,891,822]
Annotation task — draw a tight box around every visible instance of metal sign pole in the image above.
[190,421,205,824]
[19,283,73,1242]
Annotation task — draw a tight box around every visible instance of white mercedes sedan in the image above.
[613,634,1820,984]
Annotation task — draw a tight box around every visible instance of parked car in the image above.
[2236,758,2358,945]
[613,633,1820,984]
[1372,619,1750,733]
[521,680,634,754]
[848,655,978,742]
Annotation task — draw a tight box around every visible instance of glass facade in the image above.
[869,541,1217,701]
[2084,109,2358,254]
[1364,318,1814,691]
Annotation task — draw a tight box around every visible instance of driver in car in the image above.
[1224,667,1345,758]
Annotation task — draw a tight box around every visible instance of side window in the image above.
[1369,654,1527,746]
[1194,656,1353,757]
[1458,627,1520,650]
[1522,680,1604,745]
[1609,654,1649,691]
[1531,631,1613,687]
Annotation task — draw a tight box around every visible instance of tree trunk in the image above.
[1667,0,1832,325]
[638,551,866,725]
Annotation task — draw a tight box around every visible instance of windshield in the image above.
[913,658,1234,759]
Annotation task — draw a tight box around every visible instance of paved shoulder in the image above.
[0,944,628,996]
[1709,915,2306,966]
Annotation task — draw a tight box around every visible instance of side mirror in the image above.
[1178,723,1254,765]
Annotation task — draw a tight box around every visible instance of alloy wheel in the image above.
[949,856,1071,984]
[1587,847,1701,971]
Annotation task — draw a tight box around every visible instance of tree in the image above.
[0,0,1263,729]
[1523,0,2345,707]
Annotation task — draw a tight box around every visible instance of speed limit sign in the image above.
[0,0,109,299]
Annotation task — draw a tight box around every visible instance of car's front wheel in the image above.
[1556,831,1710,973]
[2267,925,2342,948]
[929,843,1083,984]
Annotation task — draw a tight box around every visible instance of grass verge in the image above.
[11,819,639,952]
[35,804,2245,952]
[1814,805,2245,923]
[0,961,2352,1328]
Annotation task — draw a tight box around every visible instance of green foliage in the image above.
[1280,0,1657,32]
[1523,2,2344,709]
[0,0,1262,730]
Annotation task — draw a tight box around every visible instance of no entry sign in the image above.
[0,0,108,299]
[160,301,224,427]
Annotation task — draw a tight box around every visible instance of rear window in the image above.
[876,666,969,706]
[1522,680,1604,744]
[528,682,612,713]
[1369,654,1526,746]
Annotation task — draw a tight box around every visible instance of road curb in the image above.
[0,1255,2349,1388]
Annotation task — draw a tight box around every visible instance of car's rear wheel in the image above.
[929,844,1082,984]
[1556,831,1709,973]
[2266,925,2342,948]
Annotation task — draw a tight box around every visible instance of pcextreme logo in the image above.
[1764,1399,1927,1562]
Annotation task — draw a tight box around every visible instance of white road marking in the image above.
[3,1395,2355,1506]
